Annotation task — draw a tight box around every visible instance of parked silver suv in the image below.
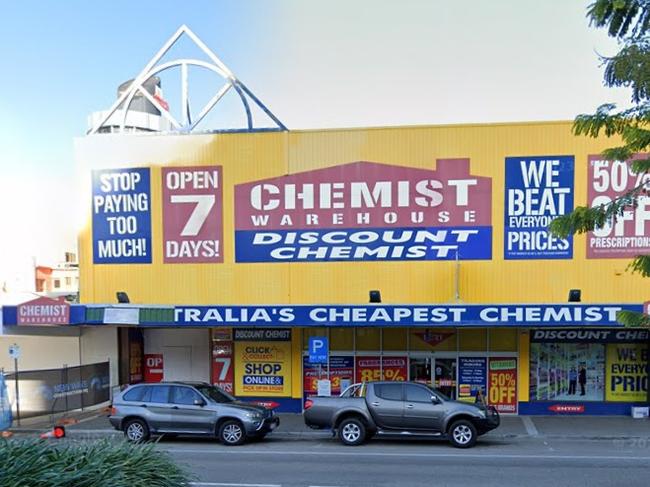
[109,381,279,445]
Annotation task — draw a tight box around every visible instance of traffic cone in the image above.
[40,425,65,439]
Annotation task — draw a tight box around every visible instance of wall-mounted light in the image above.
[369,290,381,303]
[568,289,581,302]
[116,292,130,304]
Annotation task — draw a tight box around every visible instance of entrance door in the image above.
[409,357,432,387]
[433,358,457,400]
[163,346,193,382]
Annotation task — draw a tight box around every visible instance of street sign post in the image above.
[8,344,20,360]
[8,344,20,426]
[309,337,329,390]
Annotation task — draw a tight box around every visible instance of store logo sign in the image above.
[413,330,454,347]
[18,296,70,325]
[234,160,492,262]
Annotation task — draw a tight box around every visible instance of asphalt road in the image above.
[156,435,650,487]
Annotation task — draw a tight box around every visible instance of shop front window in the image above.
[383,328,407,351]
[355,328,380,351]
[459,328,487,351]
[529,342,605,402]
[489,328,518,351]
[330,328,353,351]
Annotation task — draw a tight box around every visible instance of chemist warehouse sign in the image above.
[234,159,492,262]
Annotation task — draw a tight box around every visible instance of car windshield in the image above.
[195,385,236,403]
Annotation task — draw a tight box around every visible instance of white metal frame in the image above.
[90,25,286,134]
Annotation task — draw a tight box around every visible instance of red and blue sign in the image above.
[504,155,574,259]
[234,160,492,262]
[92,168,152,264]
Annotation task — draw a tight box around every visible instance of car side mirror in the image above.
[431,396,441,404]
[194,398,206,407]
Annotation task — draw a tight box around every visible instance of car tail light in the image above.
[110,406,117,415]
[304,399,314,410]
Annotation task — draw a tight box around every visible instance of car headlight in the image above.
[477,409,487,418]
[246,411,262,420]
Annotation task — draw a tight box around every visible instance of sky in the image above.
[0,0,633,291]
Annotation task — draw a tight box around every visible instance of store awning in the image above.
[2,303,644,328]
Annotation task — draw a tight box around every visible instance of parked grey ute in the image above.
[304,381,500,448]
[109,382,279,445]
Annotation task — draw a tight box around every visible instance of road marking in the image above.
[189,483,281,487]
[165,448,650,461]
[522,416,539,437]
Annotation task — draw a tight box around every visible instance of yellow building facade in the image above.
[74,121,649,414]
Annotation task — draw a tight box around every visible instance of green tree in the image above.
[549,0,650,327]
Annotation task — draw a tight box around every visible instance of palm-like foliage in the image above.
[0,439,194,487]
[549,0,650,326]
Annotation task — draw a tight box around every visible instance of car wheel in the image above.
[219,420,246,446]
[338,418,366,446]
[448,419,477,448]
[124,419,150,443]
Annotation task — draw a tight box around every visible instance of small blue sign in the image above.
[235,226,492,262]
[459,357,487,401]
[308,336,328,364]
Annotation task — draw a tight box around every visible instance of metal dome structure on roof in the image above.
[89,25,287,134]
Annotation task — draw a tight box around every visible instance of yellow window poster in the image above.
[606,344,648,402]
[234,328,292,397]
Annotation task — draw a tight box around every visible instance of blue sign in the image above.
[504,156,574,259]
[166,304,642,328]
[235,226,492,262]
[309,336,328,364]
[458,357,487,401]
[92,168,152,264]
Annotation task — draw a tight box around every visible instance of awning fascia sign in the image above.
[169,304,642,327]
[1,303,643,327]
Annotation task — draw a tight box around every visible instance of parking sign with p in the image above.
[308,337,328,364]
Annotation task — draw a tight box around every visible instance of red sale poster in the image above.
[212,341,234,393]
[587,155,650,258]
[162,165,223,263]
[355,356,407,383]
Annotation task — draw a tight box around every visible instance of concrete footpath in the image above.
[7,409,650,440]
